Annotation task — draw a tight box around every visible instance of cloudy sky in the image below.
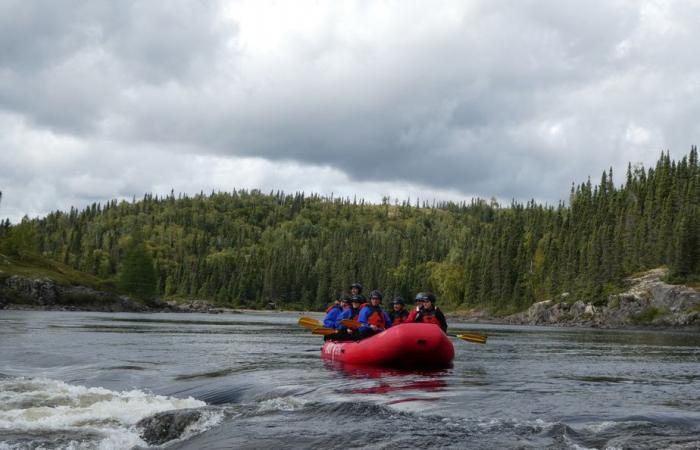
[1,0,699,222]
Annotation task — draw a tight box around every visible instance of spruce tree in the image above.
[118,237,157,300]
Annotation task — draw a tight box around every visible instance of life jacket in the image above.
[416,308,440,326]
[365,305,386,329]
[350,307,361,320]
[325,303,341,313]
[390,309,409,324]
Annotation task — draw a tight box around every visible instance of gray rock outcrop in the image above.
[507,268,700,327]
[0,275,230,313]
[0,275,152,312]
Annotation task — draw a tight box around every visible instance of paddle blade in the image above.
[456,333,487,344]
[298,317,322,330]
[340,319,362,329]
[312,327,336,336]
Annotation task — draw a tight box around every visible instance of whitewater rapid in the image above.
[0,377,222,450]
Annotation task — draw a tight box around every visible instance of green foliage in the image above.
[0,252,106,289]
[7,147,699,312]
[608,296,620,310]
[0,219,37,257]
[117,237,157,300]
[630,306,668,325]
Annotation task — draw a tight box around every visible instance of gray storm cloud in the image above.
[1,0,699,221]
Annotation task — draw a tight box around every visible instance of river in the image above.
[0,310,699,449]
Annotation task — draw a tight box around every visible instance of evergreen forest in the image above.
[1,148,698,312]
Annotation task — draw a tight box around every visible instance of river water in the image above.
[0,311,699,449]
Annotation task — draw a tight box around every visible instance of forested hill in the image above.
[2,148,698,312]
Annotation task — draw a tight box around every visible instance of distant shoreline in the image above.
[2,267,698,329]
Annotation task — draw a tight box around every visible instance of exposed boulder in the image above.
[136,407,226,446]
[137,409,203,445]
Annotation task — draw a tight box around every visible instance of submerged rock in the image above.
[137,408,203,445]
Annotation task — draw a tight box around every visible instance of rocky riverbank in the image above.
[0,275,232,314]
[504,268,700,328]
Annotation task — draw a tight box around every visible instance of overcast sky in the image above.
[1,0,699,222]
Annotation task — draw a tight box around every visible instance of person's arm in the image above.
[407,308,418,322]
[358,306,372,332]
[383,312,392,329]
[436,309,447,332]
[323,308,338,328]
[335,309,349,330]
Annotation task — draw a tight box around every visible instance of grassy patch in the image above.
[489,303,523,317]
[630,306,668,325]
[558,313,574,322]
[0,252,106,290]
[662,271,700,286]
[608,296,620,309]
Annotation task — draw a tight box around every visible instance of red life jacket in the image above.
[350,307,361,320]
[390,309,409,324]
[417,308,440,326]
[325,303,340,313]
[366,306,386,329]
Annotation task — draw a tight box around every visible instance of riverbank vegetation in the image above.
[1,148,698,312]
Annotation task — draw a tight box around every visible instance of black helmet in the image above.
[350,294,365,303]
[392,296,405,305]
[419,292,436,303]
[340,295,352,304]
[350,282,363,292]
[414,292,425,302]
[369,290,383,300]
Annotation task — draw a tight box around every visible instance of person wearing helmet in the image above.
[406,292,426,322]
[323,294,346,328]
[325,293,343,314]
[410,292,447,332]
[336,294,365,327]
[388,296,409,325]
[349,283,363,296]
[324,296,353,341]
[357,290,392,338]
[327,294,366,341]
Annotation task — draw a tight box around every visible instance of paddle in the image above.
[455,333,488,344]
[340,319,362,329]
[311,327,337,336]
[298,316,322,330]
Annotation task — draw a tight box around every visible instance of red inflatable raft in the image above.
[321,323,454,368]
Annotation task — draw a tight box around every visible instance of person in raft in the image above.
[326,294,366,341]
[324,296,352,341]
[357,290,392,339]
[350,282,363,296]
[325,282,359,313]
[388,296,409,325]
[410,292,447,332]
[406,292,425,322]
[323,294,347,328]
[325,293,342,314]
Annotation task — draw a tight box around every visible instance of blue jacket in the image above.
[358,305,392,332]
[335,306,361,330]
[323,305,342,328]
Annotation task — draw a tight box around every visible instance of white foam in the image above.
[585,420,618,433]
[256,396,309,412]
[0,377,210,450]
